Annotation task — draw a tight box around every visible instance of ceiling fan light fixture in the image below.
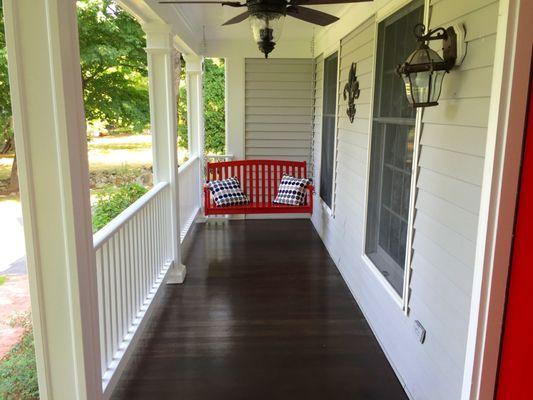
[160,0,371,58]
[249,12,284,58]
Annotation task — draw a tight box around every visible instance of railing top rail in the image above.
[93,181,169,250]
[205,154,234,160]
[207,159,307,170]
[178,155,200,174]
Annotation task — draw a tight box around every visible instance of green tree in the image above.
[1,0,151,191]
[203,58,225,154]
[77,0,149,132]
[177,58,225,154]
[1,0,150,149]
[178,58,188,149]
[0,0,13,154]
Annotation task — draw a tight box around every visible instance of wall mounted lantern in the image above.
[396,23,465,108]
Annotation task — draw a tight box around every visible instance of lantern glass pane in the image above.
[402,70,431,105]
[250,13,284,44]
[429,70,446,104]
[408,45,444,66]
[402,75,414,105]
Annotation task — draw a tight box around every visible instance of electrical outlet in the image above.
[414,320,426,344]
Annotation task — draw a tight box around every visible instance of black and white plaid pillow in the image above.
[207,177,249,207]
[273,174,311,206]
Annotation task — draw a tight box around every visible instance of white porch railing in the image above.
[205,153,234,163]
[90,155,202,396]
[93,182,173,393]
[179,155,201,239]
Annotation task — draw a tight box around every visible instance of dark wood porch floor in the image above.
[112,220,407,400]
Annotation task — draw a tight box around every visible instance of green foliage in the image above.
[0,0,150,153]
[0,275,6,286]
[77,0,149,132]
[1,3,226,154]
[0,314,39,399]
[177,58,225,154]
[92,183,148,232]
[0,1,14,153]
[178,60,188,149]
[203,58,226,154]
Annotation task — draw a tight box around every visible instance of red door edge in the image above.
[495,64,533,400]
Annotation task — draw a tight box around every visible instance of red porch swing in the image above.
[203,160,314,215]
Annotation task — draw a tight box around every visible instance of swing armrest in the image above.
[306,185,315,209]
[203,185,211,212]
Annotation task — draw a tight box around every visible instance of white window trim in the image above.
[362,255,404,308]
[331,43,341,217]
[361,0,428,313]
[312,53,324,207]
[316,44,341,217]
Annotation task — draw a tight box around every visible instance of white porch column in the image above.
[144,23,186,284]
[225,56,246,160]
[4,0,102,399]
[183,54,205,159]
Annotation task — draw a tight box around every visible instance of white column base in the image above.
[166,263,187,284]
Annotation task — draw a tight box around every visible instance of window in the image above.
[320,52,338,209]
[365,2,423,297]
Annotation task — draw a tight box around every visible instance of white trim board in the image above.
[462,0,533,399]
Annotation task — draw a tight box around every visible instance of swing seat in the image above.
[204,160,314,216]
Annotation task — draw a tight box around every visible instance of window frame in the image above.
[318,45,341,217]
[362,0,428,312]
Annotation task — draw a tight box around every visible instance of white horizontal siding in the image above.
[245,58,314,162]
[310,1,499,399]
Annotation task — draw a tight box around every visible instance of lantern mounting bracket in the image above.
[414,24,448,42]
[412,23,457,71]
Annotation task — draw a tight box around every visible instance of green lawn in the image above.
[0,154,13,181]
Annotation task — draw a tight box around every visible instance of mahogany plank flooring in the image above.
[111,220,407,400]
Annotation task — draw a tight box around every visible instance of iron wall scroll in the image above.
[343,62,360,123]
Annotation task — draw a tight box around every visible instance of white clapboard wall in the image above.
[311,0,499,399]
[245,58,314,163]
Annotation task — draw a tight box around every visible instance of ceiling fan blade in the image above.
[287,6,339,26]
[222,11,251,25]
[291,0,371,5]
[159,1,245,7]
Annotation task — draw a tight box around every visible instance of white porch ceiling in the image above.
[170,1,349,41]
[121,0,355,55]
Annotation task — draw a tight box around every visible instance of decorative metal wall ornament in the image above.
[343,62,360,123]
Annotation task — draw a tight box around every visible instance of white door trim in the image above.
[461,0,533,398]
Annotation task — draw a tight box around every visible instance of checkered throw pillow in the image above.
[207,177,249,207]
[273,174,312,206]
